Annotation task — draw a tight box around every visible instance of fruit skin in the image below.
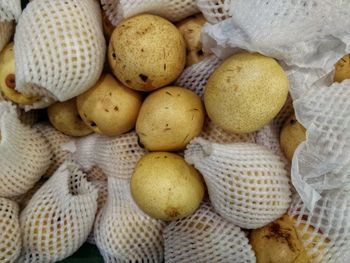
[0,43,40,105]
[77,74,142,136]
[280,113,306,163]
[48,99,93,137]
[250,215,310,263]
[204,52,289,133]
[131,152,205,221]
[108,14,186,92]
[176,14,209,66]
[334,54,350,82]
[136,86,204,151]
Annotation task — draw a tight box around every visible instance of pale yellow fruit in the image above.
[334,54,350,83]
[77,74,142,136]
[48,99,93,137]
[280,113,306,163]
[204,52,289,133]
[131,152,205,221]
[108,14,186,92]
[250,215,310,263]
[0,43,40,105]
[136,86,204,151]
[176,14,209,66]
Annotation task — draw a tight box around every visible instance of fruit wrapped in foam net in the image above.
[101,0,199,26]
[0,197,21,263]
[185,138,292,229]
[14,0,106,109]
[19,161,98,263]
[0,101,51,198]
[73,132,146,179]
[164,201,256,262]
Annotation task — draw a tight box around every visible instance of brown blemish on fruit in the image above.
[165,91,173,96]
[263,222,296,252]
[165,207,180,218]
[5,74,16,89]
[90,121,97,127]
[114,105,119,111]
[139,74,148,82]
[197,49,204,56]
[290,119,296,125]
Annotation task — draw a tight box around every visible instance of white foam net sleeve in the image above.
[0,0,21,21]
[185,138,291,229]
[255,95,293,167]
[0,102,52,198]
[73,132,147,179]
[14,0,106,105]
[196,0,233,24]
[164,201,256,263]
[0,21,13,53]
[87,166,108,182]
[19,161,98,263]
[101,0,199,26]
[35,123,73,177]
[201,117,256,144]
[289,190,350,263]
[87,179,108,245]
[291,80,350,208]
[94,176,165,263]
[0,197,21,263]
[175,55,221,98]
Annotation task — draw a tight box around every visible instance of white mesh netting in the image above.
[73,132,147,179]
[17,109,40,127]
[201,117,256,144]
[0,197,21,263]
[87,179,108,245]
[289,190,350,263]
[0,101,52,198]
[20,161,98,263]
[164,201,256,262]
[87,166,108,182]
[185,138,291,229]
[35,123,73,177]
[196,0,233,24]
[11,178,47,211]
[255,95,294,167]
[94,176,165,263]
[101,0,199,26]
[14,0,105,106]
[291,80,350,207]
[0,0,21,21]
[175,55,221,98]
[0,21,13,53]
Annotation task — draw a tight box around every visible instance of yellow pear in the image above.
[77,74,142,136]
[0,43,40,105]
[204,52,289,133]
[48,99,93,137]
[131,152,205,221]
[334,54,350,82]
[280,113,306,162]
[250,215,310,263]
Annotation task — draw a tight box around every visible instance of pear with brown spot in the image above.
[334,54,350,83]
[108,14,186,91]
[250,215,310,263]
[131,152,205,221]
[280,113,306,163]
[77,74,142,136]
[136,86,204,151]
[0,43,41,105]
